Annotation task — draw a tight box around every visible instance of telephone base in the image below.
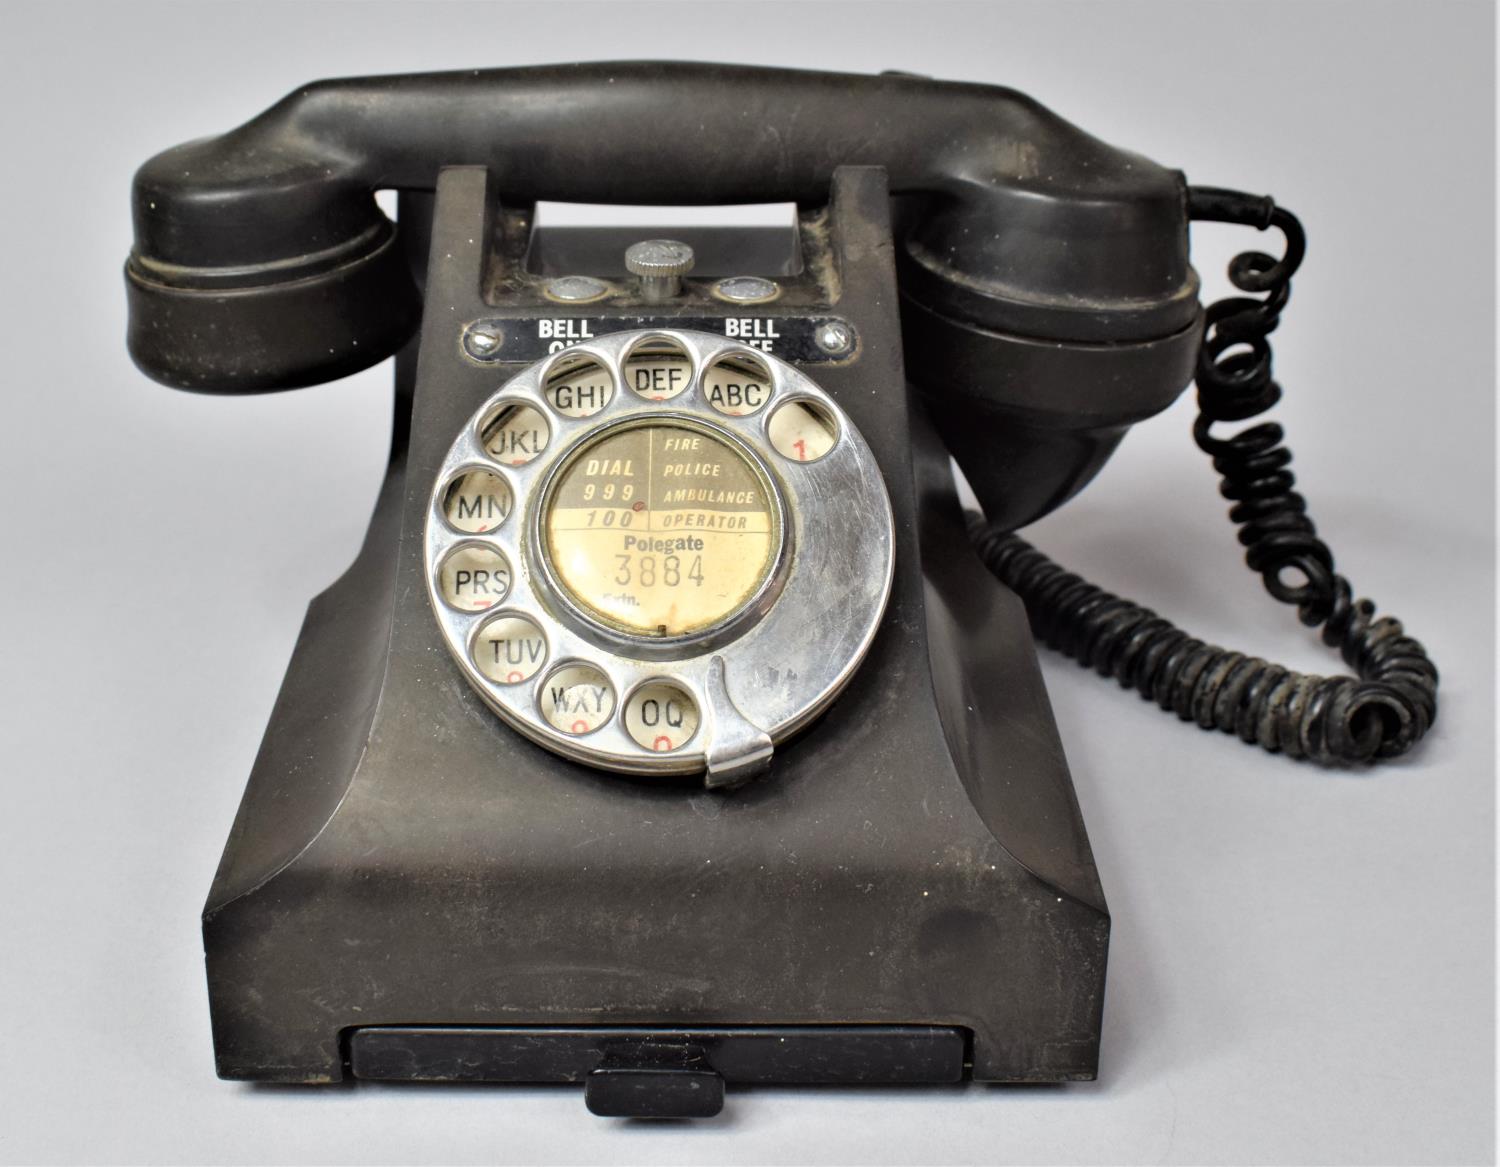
[201,166,1110,1113]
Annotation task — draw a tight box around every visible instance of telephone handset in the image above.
[126,63,1438,1114]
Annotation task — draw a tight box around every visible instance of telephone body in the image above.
[125,64,1436,1117]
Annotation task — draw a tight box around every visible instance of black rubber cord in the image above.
[969,187,1438,765]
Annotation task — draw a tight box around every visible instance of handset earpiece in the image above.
[126,136,421,391]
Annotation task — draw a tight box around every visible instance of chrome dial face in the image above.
[424,330,894,780]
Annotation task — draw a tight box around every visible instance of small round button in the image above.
[714,276,780,305]
[540,664,615,735]
[624,682,700,752]
[473,615,547,684]
[438,545,512,611]
[545,275,610,304]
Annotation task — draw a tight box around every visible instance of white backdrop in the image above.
[0,2,1492,1164]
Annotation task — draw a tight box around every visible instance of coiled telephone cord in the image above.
[970,187,1438,765]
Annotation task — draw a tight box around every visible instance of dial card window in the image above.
[543,422,777,637]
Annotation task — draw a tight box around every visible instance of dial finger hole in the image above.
[544,353,614,418]
[704,351,774,417]
[623,681,700,753]
[623,336,693,402]
[540,663,615,736]
[438,544,512,611]
[473,614,548,685]
[768,399,838,462]
[481,402,550,466]
[442,468,512,533]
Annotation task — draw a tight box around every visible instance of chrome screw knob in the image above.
[624,239,695,302]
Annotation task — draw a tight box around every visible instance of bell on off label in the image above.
[537,319,595,340]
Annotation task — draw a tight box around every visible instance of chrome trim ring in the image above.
[423,329,894,782]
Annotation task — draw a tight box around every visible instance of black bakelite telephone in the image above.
[125,63,1438,1117]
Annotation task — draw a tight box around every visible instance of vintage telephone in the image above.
[125,63,1439,1117]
